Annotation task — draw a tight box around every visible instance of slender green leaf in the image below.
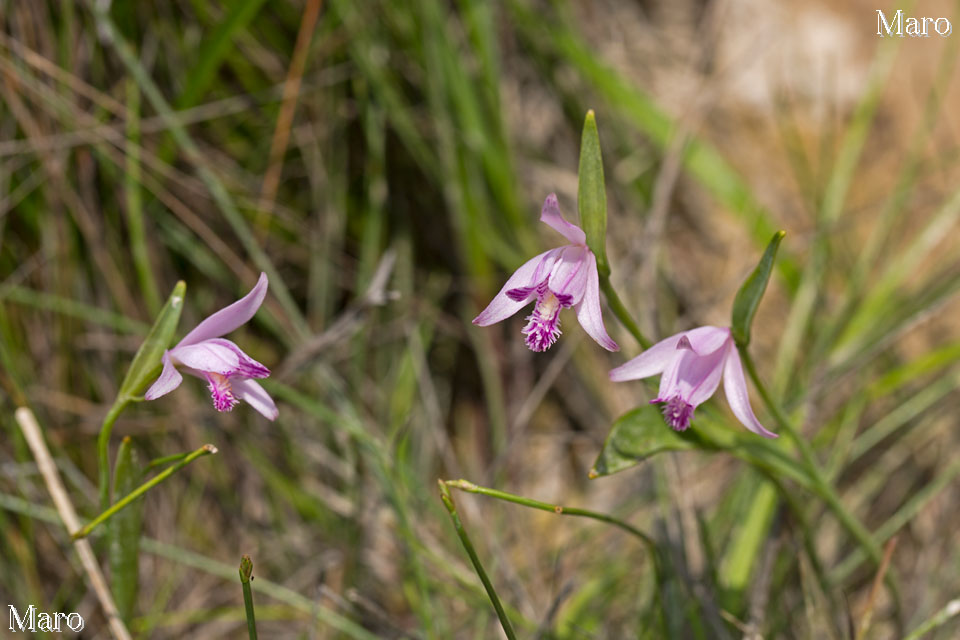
[591,405,703,477]
[116,281,185,399]
[867,339,960,398]
[108,437,144,624]
[731,231,785,347]
[578,110,609,276]
[719,479,777,596]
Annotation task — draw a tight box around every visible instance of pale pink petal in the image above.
[473,248,561,326]
[232,378,279,421]
[204,338,270,378]
[539,193,586,246]
[609,330,687,381]
[170,341,240,375]
[681,346,727,406]
[144,352,184,400]
[548,246,589,304]
[178,273,269,346]
[656,346,686,401]
[676,326,730,356]
[574,253,618,351]
[723,347,777,438]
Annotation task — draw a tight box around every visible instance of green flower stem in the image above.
[438,481,517,640]
[79,444,217,539]
[599,275,651,349]
[445,478,655,549]
[737,345,882,567]
[97,397,131,511]
[239,555,258,640]
[445,478,666,635]
[146,451,192,470]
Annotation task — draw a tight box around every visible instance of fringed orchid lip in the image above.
[653,395,695,431]
[206,373,238,412]
[472,194,619,354]
[610,326,777,438]
[144,273,279,421]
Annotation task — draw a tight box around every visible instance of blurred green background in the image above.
[2,0,960,637]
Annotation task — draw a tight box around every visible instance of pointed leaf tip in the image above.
[731,231,785,347]
[578,110,609,277]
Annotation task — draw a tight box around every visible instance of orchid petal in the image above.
[609,330,687,381]
[548,246,589,304]
[473,248,562,326]
[682,345,727,406]
[539,193,586,246]
[233,378,279,421]
[657,346,686,401]
[170,341,240,375]
[676,326,730,356]
[178,273,269,346]
[574,253,618,351]
[144,352,184,400]
[723,346,778,438]
[204,338,270,378]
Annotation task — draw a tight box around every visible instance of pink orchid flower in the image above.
[144,273,278,420]
[472,194,619,353]
[609,326,776,438]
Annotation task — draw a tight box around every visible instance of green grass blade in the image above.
[832,455,960,584]
[0,285,150,335]
[124,77,160,315]
[175,0,270,110]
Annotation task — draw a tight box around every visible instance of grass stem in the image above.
[438,480,516,640]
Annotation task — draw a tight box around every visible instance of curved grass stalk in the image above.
[438,481,517,640]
